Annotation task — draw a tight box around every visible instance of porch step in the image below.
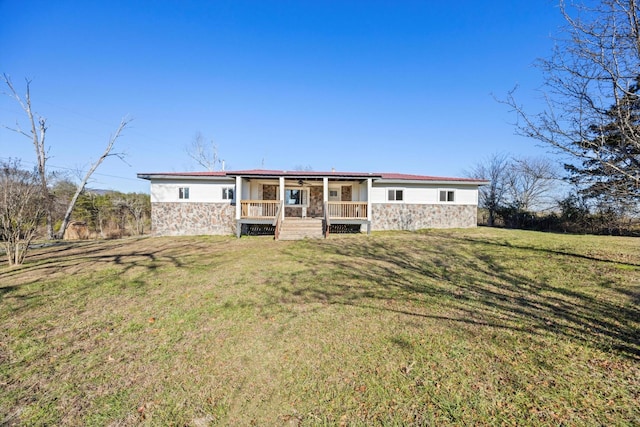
[278,218,324,240]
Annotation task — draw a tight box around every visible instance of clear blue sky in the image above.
[0,0,563,193]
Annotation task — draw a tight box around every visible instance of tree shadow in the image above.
[271,234,640,361]
[453,233,640,267]
[0,237,232,308]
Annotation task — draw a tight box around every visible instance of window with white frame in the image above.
[439,190,455,202]
[178,187,190,199]
[222,187,234,200]
[387,189,403,201]
[285,189,307,205]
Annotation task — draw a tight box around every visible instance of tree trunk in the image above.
[57,119,130,239]
[2,75,54,239]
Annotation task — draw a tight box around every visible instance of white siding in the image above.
[149,178,479,206]
[370,186,388,203]
[350,181,366,201]
[358,182,368,201]
[370,183,478,205]
[239,180,249,201]
[150,179,236,203]
[253,182,263,200]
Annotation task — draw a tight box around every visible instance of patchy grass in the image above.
[0,229,639,426]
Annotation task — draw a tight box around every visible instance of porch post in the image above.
[235,176,242,238]
[235,176,242,220]
[367,178,372,234]
[279,176,285,221]
[367,178,372,221]
[323,177,328,202]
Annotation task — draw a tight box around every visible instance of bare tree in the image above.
[0,160,45,266]
[111,192,150,235]
[467,154,559,227]
[2,74,54,239]
[504,0,640,197]
[186,131,222,171]
[57,118,131,239]
[2,74,131,239]
[465,153,510,226]
[505,157,559,211]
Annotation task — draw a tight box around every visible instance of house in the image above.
[136,169,488,239]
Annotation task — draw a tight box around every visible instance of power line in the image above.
[0,156,141,182]
[2,97,180,148]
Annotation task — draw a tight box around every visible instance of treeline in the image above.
[1,160,145,266]
[479,195,640,236]
[51,179,151,239]
[469,154,640,236]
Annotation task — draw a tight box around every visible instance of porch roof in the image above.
[225,169,383,180]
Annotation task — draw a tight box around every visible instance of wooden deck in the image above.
[238,200,370,239]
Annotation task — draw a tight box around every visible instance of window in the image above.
[285,189,307,205]
[439,190,455,202]
[329,190,339,198]
[179,187,190,199]
[388,189,403,201]
[222,187,234,200]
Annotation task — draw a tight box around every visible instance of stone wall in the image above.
[263,185,278,201]
[371,203,477,230]
[152,201,477,235]
[307,187,323,217]
[152,202,236,236]
[341,186,352,201]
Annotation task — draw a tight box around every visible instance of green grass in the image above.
[1,229,639,425]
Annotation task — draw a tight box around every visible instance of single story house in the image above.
[137,169,488,239]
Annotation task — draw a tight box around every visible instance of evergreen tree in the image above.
[566,75,640,204]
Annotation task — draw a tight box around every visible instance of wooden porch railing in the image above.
[327,202,368,219]
[323,201,330,238]
[241,200,368,220]
[241,200,280,218]
[273,200,284,240]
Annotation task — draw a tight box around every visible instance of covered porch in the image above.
[229,171,377,239]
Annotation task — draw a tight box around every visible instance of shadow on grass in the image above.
[275,234,640,361]
[0,238,217,308]
[456,234,640,267]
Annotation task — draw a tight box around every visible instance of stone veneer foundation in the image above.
[371,203,477,231]
[151,202,477,236]
[152,202,236,236]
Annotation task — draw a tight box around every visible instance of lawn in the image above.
[1,228,639,426]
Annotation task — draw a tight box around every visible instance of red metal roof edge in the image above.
[377,172,486,182]
[225,169,382,178]
[138,169,488,183]
[137,171,229,177]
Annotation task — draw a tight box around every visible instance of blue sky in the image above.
[0,1,563,193]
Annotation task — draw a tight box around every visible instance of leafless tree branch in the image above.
[186,131,222,171]
[56,117,132,238]
[2,73,54,238]
[502,1,640,194]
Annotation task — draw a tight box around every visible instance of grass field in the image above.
[1,228,639,426]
